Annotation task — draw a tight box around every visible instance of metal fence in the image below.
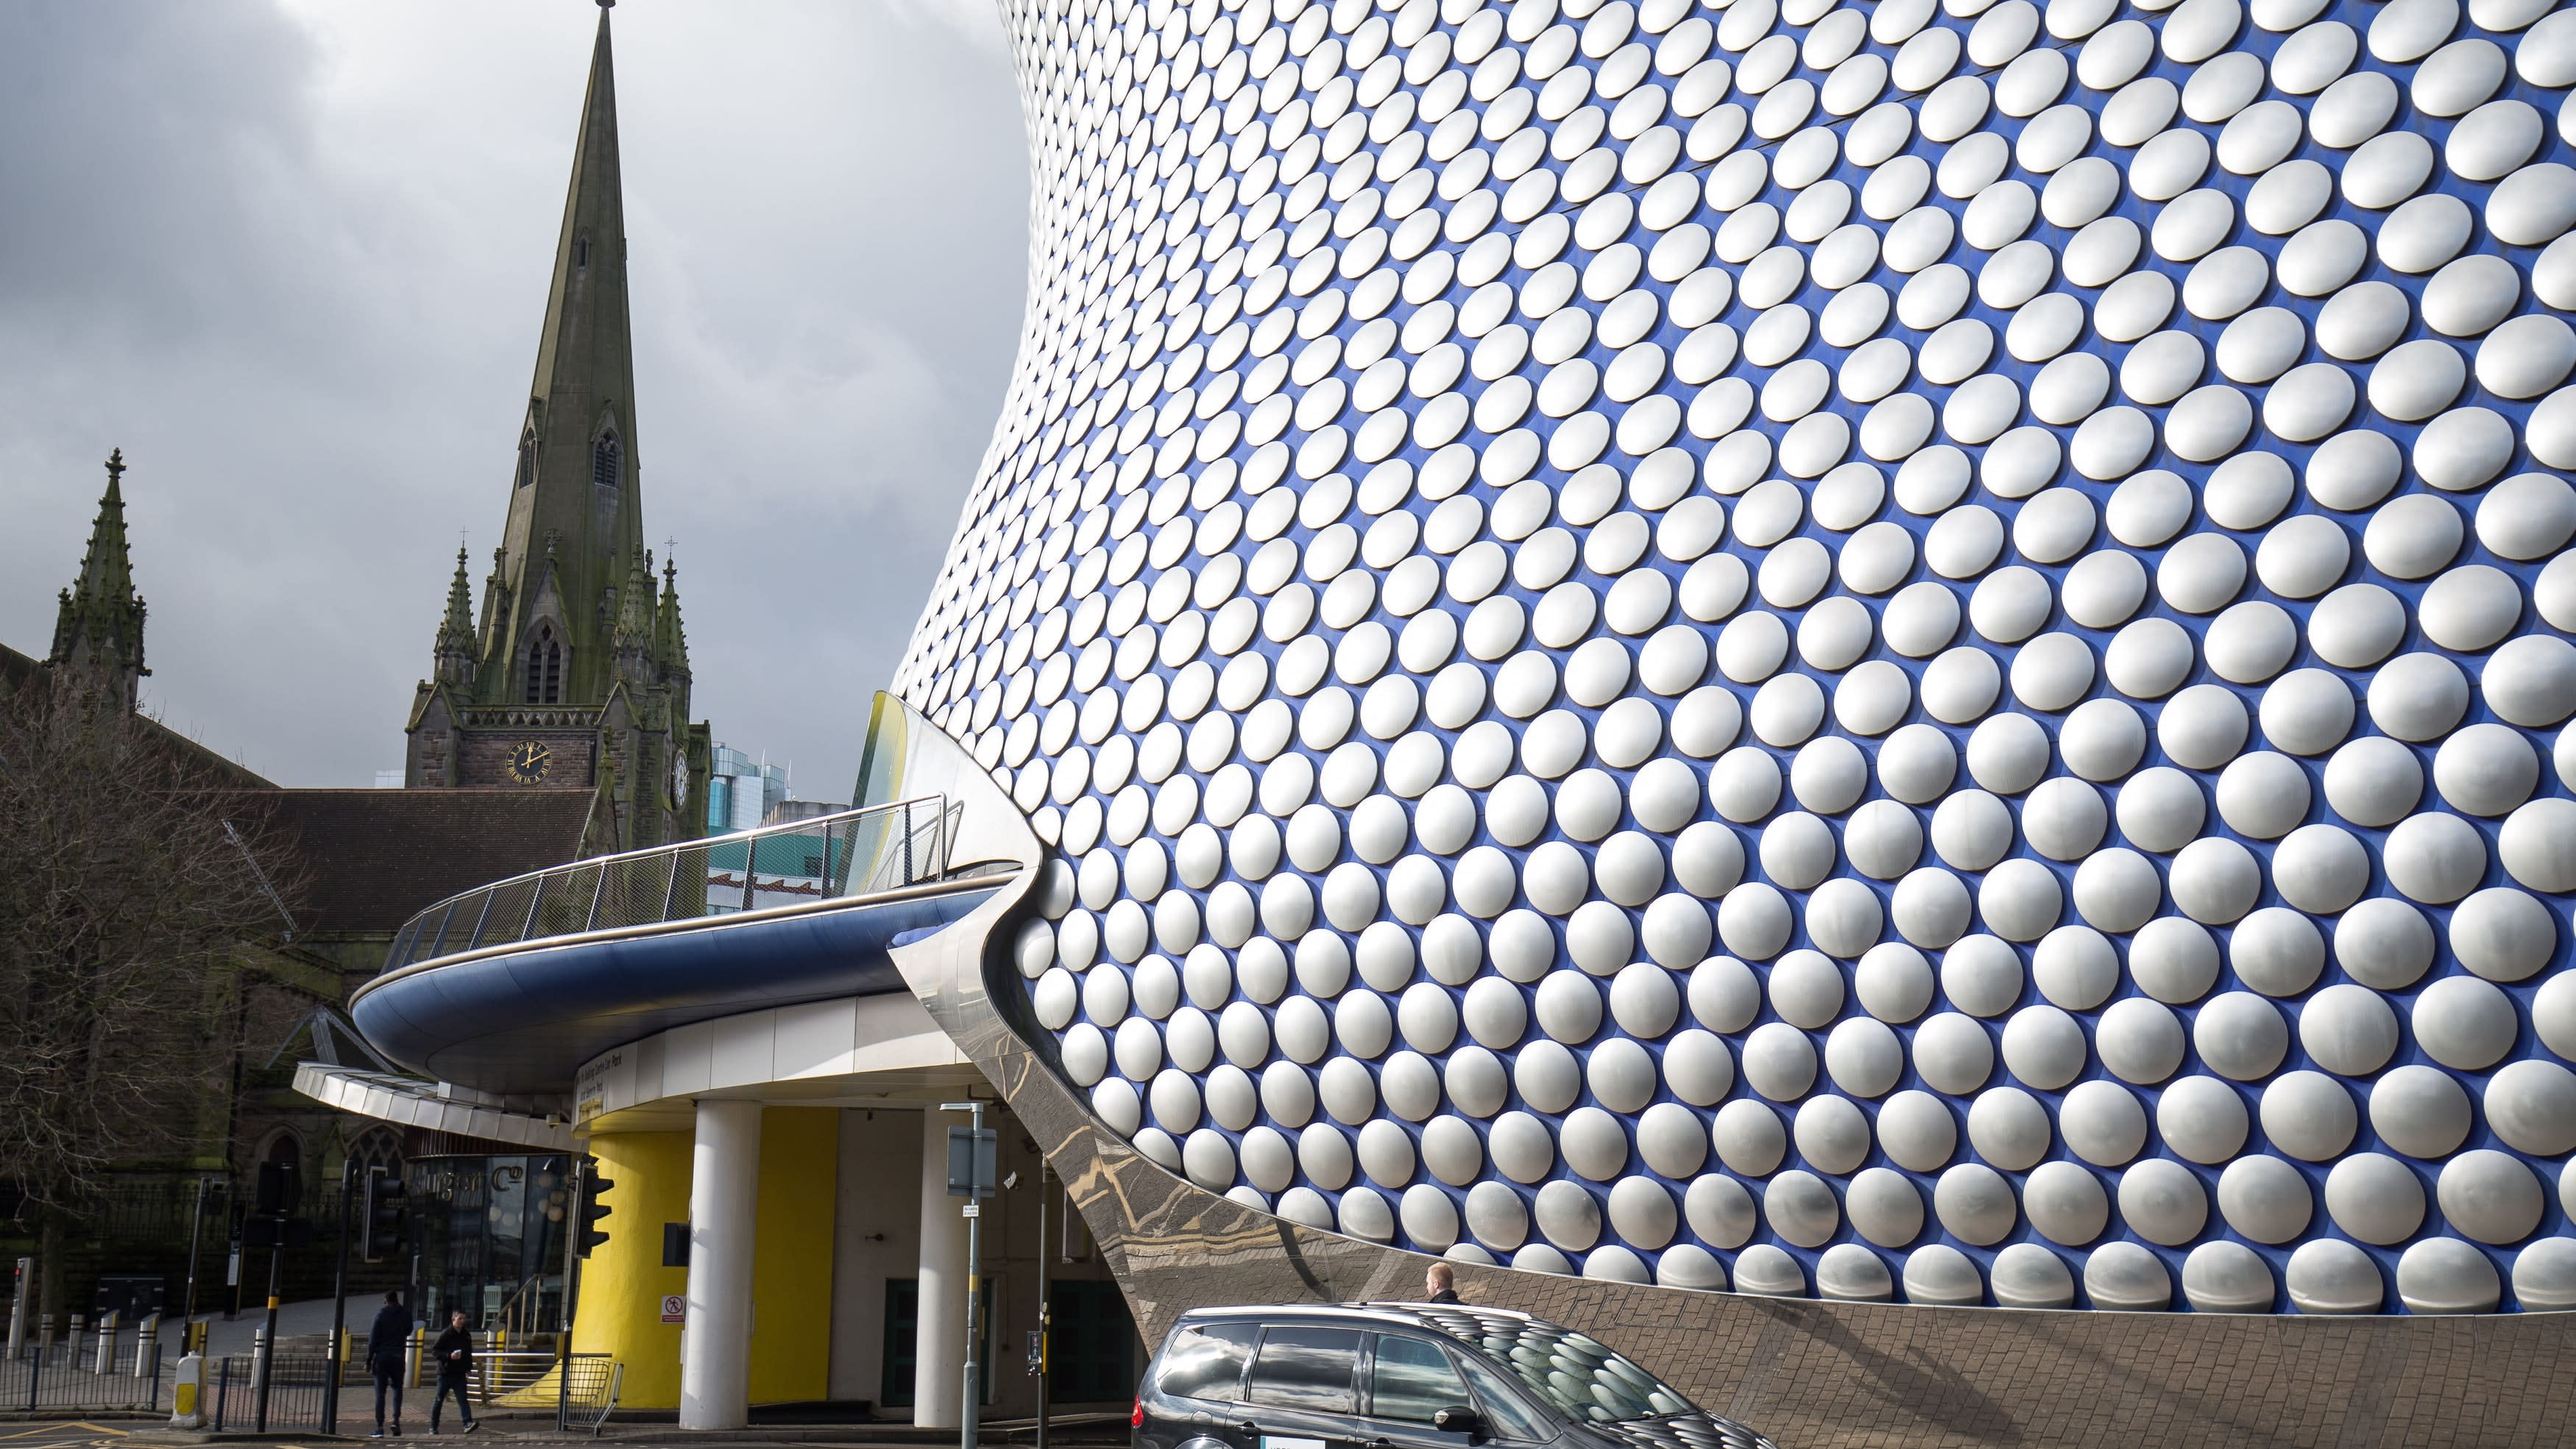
[383,794,958,972]
[210,1353,335,1432]
[0,1341,170,1411]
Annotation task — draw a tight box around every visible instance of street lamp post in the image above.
[254,1233,283,1432]
[938,1102,994,1449]
[1033,1161,1050,1449]
[323,1160,358,1434]
[180,1178,210,1330]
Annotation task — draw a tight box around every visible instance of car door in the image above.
[1349,1334,1484,1449]
[1236,1325,1370,1449]
[1148,1322,1264,1449]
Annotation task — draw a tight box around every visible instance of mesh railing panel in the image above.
[386,796,952,974]
[593,853,676,934]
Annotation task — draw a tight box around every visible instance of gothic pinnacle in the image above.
[47,447,149,704]
[431,542,481,689]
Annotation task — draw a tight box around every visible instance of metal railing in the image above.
[212,1353,331,1431]
[200,1350,620,1431]
[486,1272,556,1341]
[383,795,960,974]
[1,1339,171,1412]
[470,1348,563,1400]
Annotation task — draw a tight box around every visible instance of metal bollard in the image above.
[137,1314,160,1381]
[93,1310,118,1373]
[66,1314,84,1366]
[38,1313,54,1364]
[6,1257,28,1358]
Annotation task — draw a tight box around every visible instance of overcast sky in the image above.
[0,0,1027,798]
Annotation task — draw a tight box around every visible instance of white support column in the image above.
[681,1099,762,1431]
[913,1109,968,1428]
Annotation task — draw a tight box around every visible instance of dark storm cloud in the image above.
[0,1,1029,798]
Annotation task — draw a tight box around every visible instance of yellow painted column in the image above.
[749,1107,839,1405]
[572,1130,693,1409]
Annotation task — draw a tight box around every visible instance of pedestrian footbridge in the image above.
[347,790,1016,1096]
[307,698,1087,1431]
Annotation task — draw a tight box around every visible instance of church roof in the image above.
[5,640,590,935]
[254,788,598,935]
[0,640,277,790]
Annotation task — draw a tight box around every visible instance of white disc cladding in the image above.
[902,0,2576,1314]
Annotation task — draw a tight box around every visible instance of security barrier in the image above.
[2,1340,172,1411]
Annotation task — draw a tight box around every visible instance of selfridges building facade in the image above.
[894,0,2576,1319]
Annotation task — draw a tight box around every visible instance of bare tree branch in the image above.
[0,676,305,1233]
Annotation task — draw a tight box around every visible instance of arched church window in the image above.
[575,234,590,270]
[592,430,620,489]
[514,427,537,489]
[526,626,563,705]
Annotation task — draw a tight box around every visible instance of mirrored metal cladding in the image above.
[896,0,2576,1322]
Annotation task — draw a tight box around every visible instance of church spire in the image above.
[403,1,707,850]
[49,448,149,709]
[432,544,478,689]
[477,0,645,708]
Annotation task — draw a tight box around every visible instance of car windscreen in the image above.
[1451,1320,1694,1424]
[1245,1325,1364,1413]
[1157,1322,1259,1402]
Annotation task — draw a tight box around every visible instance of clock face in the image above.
[670,745,691,807]
[506,740,552,785]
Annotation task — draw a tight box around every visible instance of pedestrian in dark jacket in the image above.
[1424,1262,1463,1304]
[430,1310,478,1434]
[365,1292,411,1437]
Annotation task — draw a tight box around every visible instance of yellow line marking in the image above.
[0,1427,127,1440]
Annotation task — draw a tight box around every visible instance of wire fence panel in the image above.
[209,1353,338,1433]
[595,852,676,933]
[470,874,544,956]
[0,1345,171,1411]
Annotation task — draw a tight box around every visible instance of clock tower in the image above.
[403,2,710,851]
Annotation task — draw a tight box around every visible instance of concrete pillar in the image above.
[680,1099,762,1431]
[912,1110,968,1428]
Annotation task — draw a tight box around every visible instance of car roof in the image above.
[1171,1303,1548,1333]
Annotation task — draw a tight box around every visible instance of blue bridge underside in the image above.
[351,885,1000,1094]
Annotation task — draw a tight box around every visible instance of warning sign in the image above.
[660,1294,686,1325]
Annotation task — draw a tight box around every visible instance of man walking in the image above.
[366,1291,411,1438]
[1423,1262,1463,1304]
[430,1309,479,1434]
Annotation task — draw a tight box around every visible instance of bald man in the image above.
[1424,1261,1462,1304]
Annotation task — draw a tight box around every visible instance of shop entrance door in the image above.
[880,1280,918,1409]
[1048,1279,1137,1404]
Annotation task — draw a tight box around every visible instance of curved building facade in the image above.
[892,0,2576,1321]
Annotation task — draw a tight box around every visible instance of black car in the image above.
[1132,1303,1779,1449]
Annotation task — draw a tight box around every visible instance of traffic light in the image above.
[577,1169,615,1258]
[361,1170,408,1264]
